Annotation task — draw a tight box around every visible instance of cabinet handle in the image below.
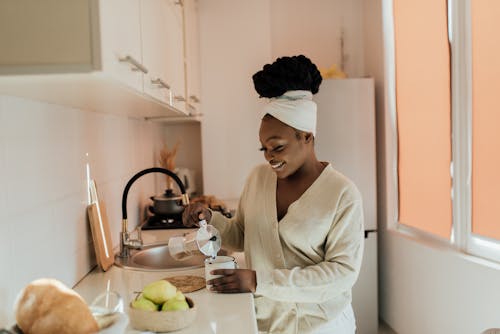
[189,112,204,117]
[119,55,148,74]
[174,95,186,102]
[151,78,171,89]
[174,0,183,6]
[189,95,200,103]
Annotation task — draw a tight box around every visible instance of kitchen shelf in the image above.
[145,114,203,124]
[0,73,187,119]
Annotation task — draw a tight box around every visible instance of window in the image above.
[468,0,500,261]
[393,0,452,239]
[385,0,500,263]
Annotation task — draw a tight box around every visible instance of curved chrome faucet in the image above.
[119,167,190,258]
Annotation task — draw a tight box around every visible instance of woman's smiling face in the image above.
[259,115,310,179]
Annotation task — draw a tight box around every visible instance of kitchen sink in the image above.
[114,244,227,272]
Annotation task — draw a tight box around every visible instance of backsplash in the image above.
[0,95,167,326]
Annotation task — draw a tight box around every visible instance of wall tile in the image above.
[76,111,130,186]
[2,97,81,216]
[0,96,169,323]
[73,245,96,287]
[44,202,95,289]
[128,119,156,173]
[0,97,14,327]
[52,195,91,257]
[4,134,80,216]
[1,96,76,139]
[0,216,13,327]
[9,206,55,286]
[0,98,6,221]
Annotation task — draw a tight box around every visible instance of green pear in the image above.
[131,296,158,311]
[173,290,186,301]
[142,280,177,304]
[161,298,189,312]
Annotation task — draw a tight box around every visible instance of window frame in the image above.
[382,0,500,264]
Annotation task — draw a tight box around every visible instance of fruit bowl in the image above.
[128,297,196,332]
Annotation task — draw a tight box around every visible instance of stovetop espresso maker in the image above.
[168,219,221,261]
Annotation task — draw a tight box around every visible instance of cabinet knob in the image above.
[119,55,148,74]
[187,103,196,112]
[151,78,171,90]
[174,95,186,102]
[189,95,200,103]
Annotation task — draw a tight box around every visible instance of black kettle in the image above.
[149,188,185,216]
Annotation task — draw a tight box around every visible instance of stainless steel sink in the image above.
[114,244,226,272]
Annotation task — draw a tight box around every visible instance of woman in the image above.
[182,55,364,334]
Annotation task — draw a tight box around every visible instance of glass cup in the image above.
[89,290,123,316]
[89,290,129,334]
[204,255,237,291]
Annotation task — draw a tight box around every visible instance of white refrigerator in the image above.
[314,78,378,334]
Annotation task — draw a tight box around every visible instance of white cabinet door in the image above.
[141,0,173,104]
[166,0,187,114]
[98,0,144,92]
[0,0,93,73]
[184,0,201,115]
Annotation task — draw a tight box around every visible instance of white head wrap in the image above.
[261,90,317,136]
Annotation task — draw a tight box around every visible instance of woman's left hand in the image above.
[207,269,257,293]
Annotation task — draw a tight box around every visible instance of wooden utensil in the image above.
[87,180,114,271]
[159,141,180,189]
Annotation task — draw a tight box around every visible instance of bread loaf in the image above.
[14,278,99,334]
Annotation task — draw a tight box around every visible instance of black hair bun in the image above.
[252,55,322,98]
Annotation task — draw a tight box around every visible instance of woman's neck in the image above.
[282,157,326,185]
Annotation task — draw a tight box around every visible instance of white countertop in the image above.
[74,229,257,334]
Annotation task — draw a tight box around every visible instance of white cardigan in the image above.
[210,163,365,334]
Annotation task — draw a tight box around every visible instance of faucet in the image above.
[118,167,190,258]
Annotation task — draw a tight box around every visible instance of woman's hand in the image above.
[182,202,212,227]
[207,269,257,293]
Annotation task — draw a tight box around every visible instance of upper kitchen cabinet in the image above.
[141,0,186,114]
[0,0,191,119]
[0,0,95,74]
[164,0,187,113]
[98,0,144,93]
[183,0,202,117]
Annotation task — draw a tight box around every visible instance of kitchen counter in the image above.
[74,229,257,334]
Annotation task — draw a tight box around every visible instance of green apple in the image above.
[161,298,189,312]
[131,296,158,311]
[142,280,177,304]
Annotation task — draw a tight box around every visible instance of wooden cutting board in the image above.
[87,180,114,271]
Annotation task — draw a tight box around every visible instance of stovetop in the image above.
[140,203,234,230]
[141,213,190,230]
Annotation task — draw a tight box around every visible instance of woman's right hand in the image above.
[182,202,212,227]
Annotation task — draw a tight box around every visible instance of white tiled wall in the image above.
[0,95,167,327]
